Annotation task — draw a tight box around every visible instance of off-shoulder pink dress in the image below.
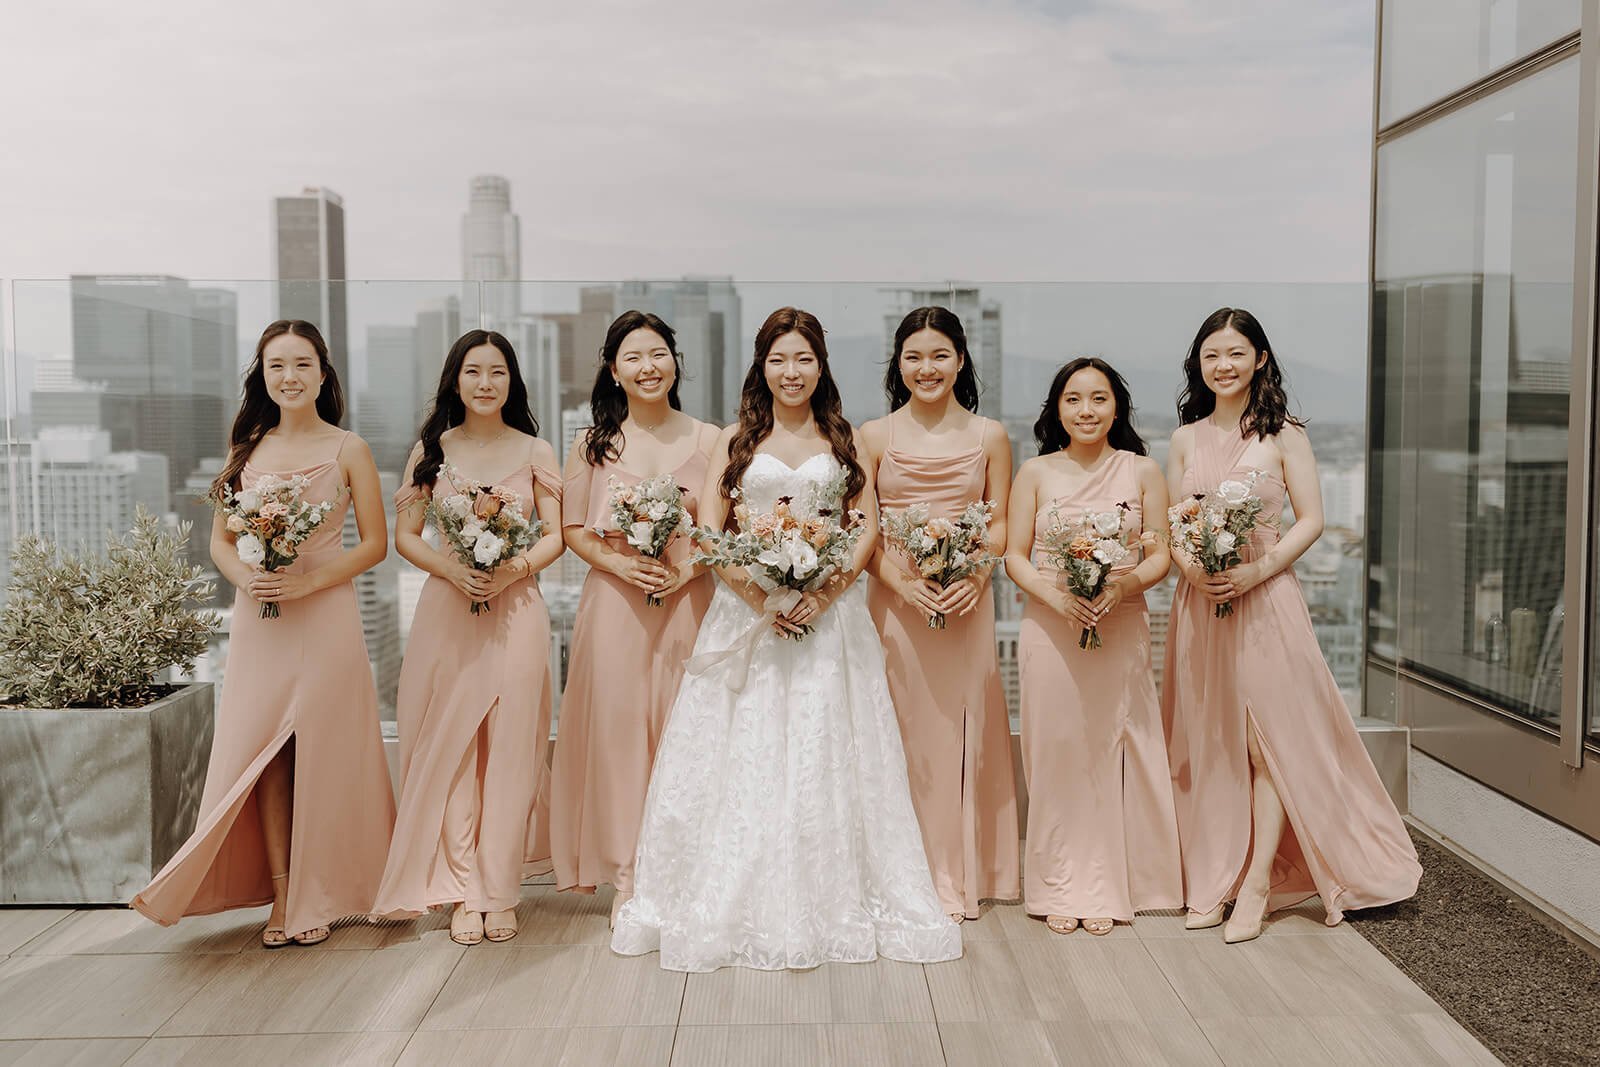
[1018,450,1182,921]
[371,458,561,918]
[548,448,715,895]
[132,431,396,939]
[1163,419,1421,922]
[867,441,1020,919]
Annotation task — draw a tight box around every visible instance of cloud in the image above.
[0,0,1373,282]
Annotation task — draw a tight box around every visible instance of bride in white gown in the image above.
[611,307,962,972]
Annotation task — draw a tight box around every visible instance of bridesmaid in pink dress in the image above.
[132,320,395,948]
[862,306,1019,921]
[549,311,718,927]
[1005,358,1182,935]
[371,330,565,947]
[1163,308,1420,943]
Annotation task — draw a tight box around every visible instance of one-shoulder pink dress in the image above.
[1163,420,1421,922]
[1018,450,1182,921]
[549,449,715,895]
[371,459,562,918]
[867,443,1020,919]
[133,431,396,939]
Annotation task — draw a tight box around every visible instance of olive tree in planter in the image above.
[0,510,220,904]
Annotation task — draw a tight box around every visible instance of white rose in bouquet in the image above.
[235,488,262,513]
[236,533,266,567]
[1091,510,1123,537]
[443,493,473,519]
[1216,480,1251,506]
[1213,529,1237,554]
[629,521,655,549]
[473,531,506,567]
[646,501,669,521]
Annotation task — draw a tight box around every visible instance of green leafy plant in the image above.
[0,508,220,708]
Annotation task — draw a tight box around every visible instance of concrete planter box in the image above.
[0,683,214,905]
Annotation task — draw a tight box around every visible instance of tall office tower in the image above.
[616,277,741,423]
[177,457,224,569]
[462,175,521,329]
[881,287,1004,420]
[273,186,349,392]
[343,471,403,721]
[190,287,240,432]
[549,285,619,412]
[67,275,221,497]
[413,295,462,419]
[0,430,169,599]
[358,324,420,475]
[516,315,563,448]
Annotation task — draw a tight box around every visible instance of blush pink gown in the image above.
[1163,419,1421,922]
[1018,450,1182,921]
[370,459,561,919]
[132,432,396,939]
[548,449,715,895]
[867,441,1020,919]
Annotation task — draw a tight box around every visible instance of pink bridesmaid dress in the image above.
[1163,419,1421,922]
[370,458,562,919]
[548,448,715,895]
[1018,450,1182,921]
[132,431,396,939]
[867,434,1020,919]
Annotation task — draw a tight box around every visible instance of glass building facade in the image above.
[1369,2,1599,840]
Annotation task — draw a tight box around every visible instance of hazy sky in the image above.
[0,0,1376,284]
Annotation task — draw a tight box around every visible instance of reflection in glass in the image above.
[1372,58,1577,728]
[1379,0,1579,124]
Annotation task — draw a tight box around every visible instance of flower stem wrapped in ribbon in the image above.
[215,474,340,619]
[880,499,999,630]
[426,463,542,615]
[1167,471,1267,619]
[686,476,865,691]
[601,473,691,607]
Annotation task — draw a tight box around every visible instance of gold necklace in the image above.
[459,425,509,449]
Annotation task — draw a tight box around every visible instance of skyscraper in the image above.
[358,324,420,474]
[462,175,521,329]
[413,295,462,421]
[67,275,227,496]
[881,287,1004,420]
[273,187,348,392]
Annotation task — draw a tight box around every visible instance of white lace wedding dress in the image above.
[610,452,962,972]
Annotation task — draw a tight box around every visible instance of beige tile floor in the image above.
[0,884,1500,1066]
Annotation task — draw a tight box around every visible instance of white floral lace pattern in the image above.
[611,453,962,971]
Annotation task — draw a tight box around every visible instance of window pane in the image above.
[1379,0,1578,124]
[1371,57,1577,729]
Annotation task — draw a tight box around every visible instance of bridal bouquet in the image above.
[880,500,999,629]
[694,483,865,641]
[602,474,691,606]
[427,464,542,615]
[1036,502,1144,650]
[1168,471,1266,619]
[216,474,340,618]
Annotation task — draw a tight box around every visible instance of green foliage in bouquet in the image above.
[0,509,220,708]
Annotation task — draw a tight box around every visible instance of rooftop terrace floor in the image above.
[0,881,1497,1066]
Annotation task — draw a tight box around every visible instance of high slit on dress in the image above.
[1019,450,1182,921]
[131,432,396,939]
[370,461,561,918]
[1162,420,1421,922]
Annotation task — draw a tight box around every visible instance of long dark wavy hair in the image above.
[411,330,540,488]
[883,306,981,412]
[1176,307,1304,439]
[719,307,864,519]
[213,320,344,497]
[1033,356,1147,457]
[584,310,684,467]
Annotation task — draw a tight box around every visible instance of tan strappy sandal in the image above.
[262,873,289,948]
[1083,918,1115,936]
[484,908,518,943]
[1046,915,1078,934]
